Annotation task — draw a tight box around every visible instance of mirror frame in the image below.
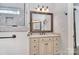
[30,11,53,33]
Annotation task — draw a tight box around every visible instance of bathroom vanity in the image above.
[29,34,61,55]
[29,11,61,55]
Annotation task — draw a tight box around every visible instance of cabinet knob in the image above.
[49,39,51,40]
[45,43,48,45]
[56,50,58,52]
[56,43,58,45]
[56,38,58,40]
[34,46,36,48]
[34,40,36,41]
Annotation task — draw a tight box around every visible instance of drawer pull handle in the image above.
[45,43,48,45]
[34,46,36,48]
[56,38,58,40]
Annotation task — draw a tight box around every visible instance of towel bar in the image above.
[0,34,16,39]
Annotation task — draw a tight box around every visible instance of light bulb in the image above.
[46,6,49,12]
[44,6,49,12]
[37,5,40,11]
[42,6,45,12]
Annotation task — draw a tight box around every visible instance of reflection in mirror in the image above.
[32,14,51,31]
[30,11,53,33]
[0,7,20,15]
[0,3,25,27]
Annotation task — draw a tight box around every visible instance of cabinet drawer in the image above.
[39,38,52,42]
[54,37,60,41]
[53,37,60,55]
[30,43,39,55]
[30,38,39,55]
[39,38,54,55]
[54,41,60,48]
[54,48,60,55]
[30,47,39,53]
[39,38,47,42]
[54,37,60,47]
[30,38,39,43]
[30,43,39,49]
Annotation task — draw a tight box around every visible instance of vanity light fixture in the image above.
[41,6,45,12]
[45,6,49,12]
[34,5,49,12]
[37,5,40,11]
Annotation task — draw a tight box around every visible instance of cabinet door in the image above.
[30,38,39,55]
[53,37,60,55]
[39,38,53,55]
[46,38,54,55]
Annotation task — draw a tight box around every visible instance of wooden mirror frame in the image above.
[30,11,53,33]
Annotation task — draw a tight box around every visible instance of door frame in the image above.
[73,8,77,49]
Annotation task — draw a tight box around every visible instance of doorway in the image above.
[73,5,79,54]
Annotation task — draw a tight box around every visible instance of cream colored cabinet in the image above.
[39,38,53,55]
[53,37,60,55]
[30,38,39,55]
[29,34,61,55]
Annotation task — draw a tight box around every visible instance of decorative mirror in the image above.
[30,11,53,33]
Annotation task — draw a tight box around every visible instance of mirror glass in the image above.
[32,14,51,31]
[30,11,53,32]
[0,3,25,27]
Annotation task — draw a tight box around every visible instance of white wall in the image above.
[0,32,28,55]
[67,4,74,55]
[54,3,68,54]
[0,3,69,55]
